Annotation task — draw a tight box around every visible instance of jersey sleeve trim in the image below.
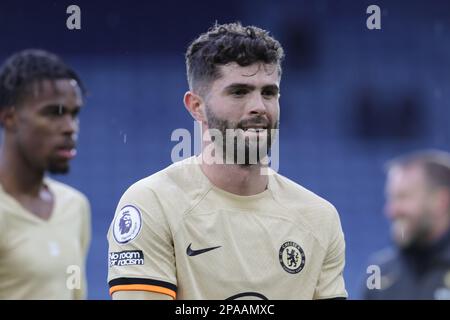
[108,277,177,299]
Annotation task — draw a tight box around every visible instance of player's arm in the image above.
[112,290,173,300]
[74,197,92,300]
[107,182,177,300]
[313,206,348,300]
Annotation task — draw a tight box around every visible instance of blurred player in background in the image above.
[108,22,347,300]
[364,150,450,299]
[0,49,91,299]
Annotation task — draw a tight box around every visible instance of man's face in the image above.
[14,79,83,174]
[385,165,435,248]
[202,62,280,165]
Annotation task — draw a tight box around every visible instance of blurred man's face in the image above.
[203,62,280,164]
[14,79,83,174]
[385,164,435,248]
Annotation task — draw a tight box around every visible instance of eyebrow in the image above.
[224,83,280,93]
[41,104,82,113]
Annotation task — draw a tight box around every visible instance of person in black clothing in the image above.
[364,150,450,300]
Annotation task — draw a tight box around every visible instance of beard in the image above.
[18,141,70,175]
[47,155,71,174]
[392,212,434,250]
[48,162,70,174]
[204,105,279,166]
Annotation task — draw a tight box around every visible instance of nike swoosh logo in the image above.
[186,243,221,256]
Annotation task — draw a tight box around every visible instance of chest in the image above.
[0,217,82,279]
[12,189,54,220]
[172,210,326,299]
[379,259,450,300]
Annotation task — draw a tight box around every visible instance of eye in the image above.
[43,105,81,118]
[46,106,66,117]
[71,108,81,118]
[231,89,249,97]
[262,89,277,98]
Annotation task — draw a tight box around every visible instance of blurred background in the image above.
[0,0,449,299]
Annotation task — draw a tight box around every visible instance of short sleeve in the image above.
[107,182,177,299]
[74,196,91,300]
[313,207,348,299]
[0,208,5,252]
[81,197,91,256]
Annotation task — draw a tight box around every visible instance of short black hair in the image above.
[0,49,85,110]
[185,22,284,95]
[386,150,450,191]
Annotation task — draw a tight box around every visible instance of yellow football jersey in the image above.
[108,156,347,299]
[0,177,91,299]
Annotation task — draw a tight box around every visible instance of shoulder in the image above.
[111,159,202,244]
[46,177,89,208]
[120,157,206,208]
[271,173,340,221]
[362,247,401,298]
[367,247,399,269]
[270,173,343,248]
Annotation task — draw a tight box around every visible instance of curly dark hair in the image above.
[0,49,85,110]
[185,22,284,95]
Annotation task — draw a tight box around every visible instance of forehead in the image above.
[387,164,427,191]
[213,62,280,88]
[22,78,83,107]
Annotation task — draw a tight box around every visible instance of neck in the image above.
[199,152,268,196]
[0,138,45,196]
[406,215,450,251]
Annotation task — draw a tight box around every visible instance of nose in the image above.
[61,115,79,137]
[248,92,267,115]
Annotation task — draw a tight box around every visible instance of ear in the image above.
[435,188,450,215]
[0,106,17,131]
[184,91,206,122]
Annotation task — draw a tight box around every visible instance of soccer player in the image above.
[108,22,347,300]
[0,49,91,299]
[364,150,450,300]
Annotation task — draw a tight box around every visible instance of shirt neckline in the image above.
[192,155,273,203]
[0,177,57,224]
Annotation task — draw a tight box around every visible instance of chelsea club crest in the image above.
[279,241,306,274]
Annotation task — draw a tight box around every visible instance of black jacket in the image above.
[363,230,450,300]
